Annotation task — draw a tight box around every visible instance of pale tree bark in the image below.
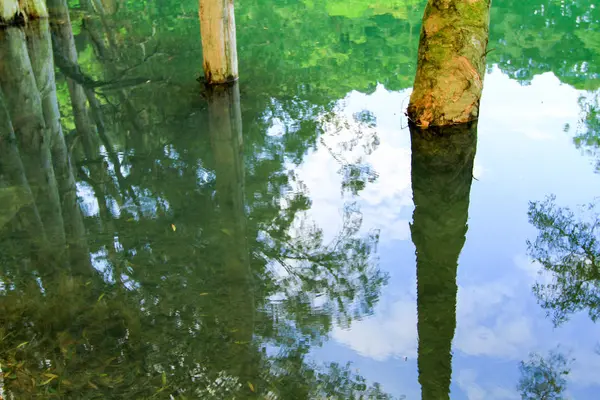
[0,0,48,25]
[407,0,491,128]
[0,27,66,248]
[199,0,239,84]
[26,20,92,270]
[0,89,46,242]
[207,82,256,383]
[410,122,477,399]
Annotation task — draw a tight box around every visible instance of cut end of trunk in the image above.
[1,0,48,27]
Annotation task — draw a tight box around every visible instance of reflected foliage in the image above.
[3,0,599,397]
[0,2,394,398]
[528,195,600,325]
[517,350,572,400]
[490,0,600,90]
[573,90,600,171]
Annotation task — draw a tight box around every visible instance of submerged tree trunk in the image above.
[0,27,66,248]
[0,90,46,242]
[407,0,491,128]
[0,0,48,25]
[410,122,477,399]
[26,20,92,270]
[207,82,256,385]
[47,0,100,156]
[199,0,239,84]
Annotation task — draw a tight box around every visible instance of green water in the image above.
[0,0,599,398]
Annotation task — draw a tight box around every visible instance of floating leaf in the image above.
[162,371,167,386]
[199,292,209,296]
[97,293,105,303]
[171,224,176,232]
[248,382,255,392]
[16,341,29,349]
[221,228,232,236]
[40,376,57,385]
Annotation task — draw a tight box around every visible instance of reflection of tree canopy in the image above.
[517,350,572,400]
[0,2,395,399]
[572,90,600,172]
[490,0,600,90]
[528,195,600,325]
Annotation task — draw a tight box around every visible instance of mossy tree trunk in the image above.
[199,0,239,84]
[0,0,48,25]
[407,0,491,128]
[410,122,477,399]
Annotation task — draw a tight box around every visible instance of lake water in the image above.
[1,0,599,398]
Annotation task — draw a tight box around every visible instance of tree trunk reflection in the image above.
[410,122,477,400]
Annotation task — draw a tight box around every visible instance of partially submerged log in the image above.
[199,0,239,84]
[407,0,491,128]
[0,0,48,26]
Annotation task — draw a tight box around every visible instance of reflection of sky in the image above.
[288,68,600,399]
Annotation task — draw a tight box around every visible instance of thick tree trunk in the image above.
[199,0,239,84]
[410,122,477,399]
[407,0,491,128]
[207,82,256,384]
[0,27,66,248]
[0,0,48,25]
[0,90,46,241]
[26,20,92,270]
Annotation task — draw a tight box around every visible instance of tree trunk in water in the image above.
[0,0,48,25]
[208,82,256,385]
[0,89,46,242]
[0,27,66,248]
[199,0,239,84]
[47,0,100,156]
[410,122,477,399]
[25,20,92,271]
[407,0,491,128]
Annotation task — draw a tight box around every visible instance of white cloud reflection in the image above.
[292,70,600,397]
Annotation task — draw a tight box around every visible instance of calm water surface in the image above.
[1,0,599,398]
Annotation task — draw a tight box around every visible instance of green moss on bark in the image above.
[407,0,491,128]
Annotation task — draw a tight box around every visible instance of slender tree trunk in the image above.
[25,20,92,270]
[199,0,239,84]
[0,27,66,248]
[208,82,256,385]
[0,0,47,25]
[410,122,477,399]
[47,0,99,156]
[407,0,491,128]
